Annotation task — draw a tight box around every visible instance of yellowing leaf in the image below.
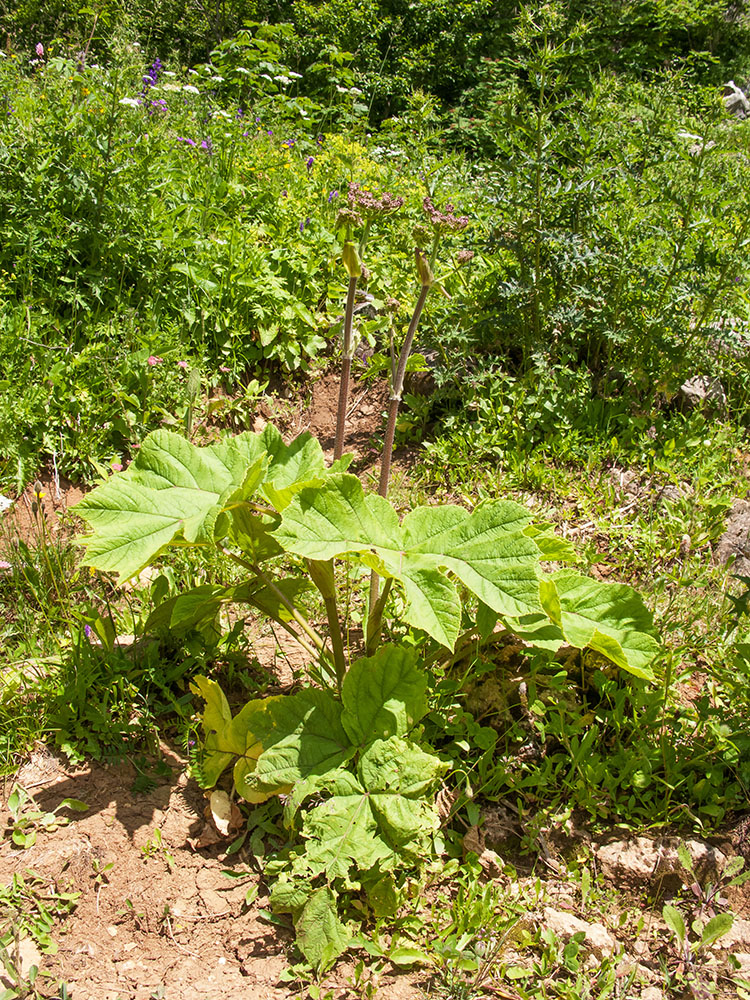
[209,790,233,836]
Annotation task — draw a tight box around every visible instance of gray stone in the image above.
[542,907,617,958]
[724,81,750,119]
[595,837,726,887]
[676,375,727,417]
[715,499,750,575]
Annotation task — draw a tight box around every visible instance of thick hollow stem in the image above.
[334,275,359,461]
[323,594,347,693]
[306,559,347,692]
[365,577,392,657]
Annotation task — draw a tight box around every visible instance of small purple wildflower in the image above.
[299,217,311,233]
[176,136,196,147]
[306,156,314,171]
[316,134,324,145]
[328,189,339,202]
[266,129,273,137]
[200,138,213,154]
[84,624,93,640]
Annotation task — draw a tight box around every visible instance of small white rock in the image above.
[542,907,617,957]
[641,988,663,1000]
[16,938,43,976]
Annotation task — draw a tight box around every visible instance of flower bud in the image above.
[342,242,361,280]
[415,250,434,287]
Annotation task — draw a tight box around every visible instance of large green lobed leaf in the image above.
[276,475,544,649]
[302,736,447,877]
[238,688,354,795]
[75,426,336,579]
[340,645,428,746]
[550,570,660,679]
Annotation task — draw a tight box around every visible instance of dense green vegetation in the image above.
[1,1,750,993]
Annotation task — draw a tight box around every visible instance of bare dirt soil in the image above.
[0,474,86,548]
[0,750,424,1000]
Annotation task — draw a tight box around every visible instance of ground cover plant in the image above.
[1,2,750,996]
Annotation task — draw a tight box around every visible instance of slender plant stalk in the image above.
[261,615,320,663]
[368,276,431,617]
[424,626,481,669]
[334,274,358,461]
[219,547,325,653]
[251,563,326,654]
[377,282,430,496]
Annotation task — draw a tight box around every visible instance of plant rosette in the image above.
[74,423,661,966]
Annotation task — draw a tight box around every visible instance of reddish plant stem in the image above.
[333,275,359,462]
[368,282,431,616]
[377,283,430,496]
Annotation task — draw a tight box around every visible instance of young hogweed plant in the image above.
[74,195,661,970]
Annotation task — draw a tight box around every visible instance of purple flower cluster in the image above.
[143,58,162,89]
[349,183,404,216]
[140,58,163,105]
[423,196,469,233]
[336,182,404,229]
